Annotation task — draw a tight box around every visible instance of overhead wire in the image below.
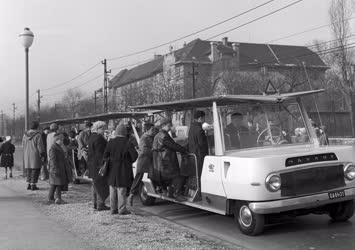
[106,0,276,61]
[206,0,304,40]
[44,73,104,97]
[42,62,101,92]
[268,16,355,43]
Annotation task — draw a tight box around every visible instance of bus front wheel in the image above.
[234,203,265,236]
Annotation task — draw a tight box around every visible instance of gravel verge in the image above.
[4,171,241,250]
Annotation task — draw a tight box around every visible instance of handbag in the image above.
[98,161,109,177]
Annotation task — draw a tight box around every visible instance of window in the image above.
[219,103,311,151]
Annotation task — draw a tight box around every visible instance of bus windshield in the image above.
[220,103,311,151]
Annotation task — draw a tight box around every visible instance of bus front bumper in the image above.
[248,188,355,214]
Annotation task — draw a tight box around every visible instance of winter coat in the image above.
[136,132,154,174]
[46,132,56,159]
[188,122,208,177]
[48,143,68,186]
[23,129,45,169]
[0,141,15,168]
[87,133,107,180]
[152,130,187,182]
[77,129,91,161]
[104,136,138,188]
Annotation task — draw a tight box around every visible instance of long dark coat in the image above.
[0,141,15,168]
[87,133,109,199]
[48,143,68,186]
[104,136,138,188]
[188,122,208,177]
[136,132,154,174]
[152,130,187,182]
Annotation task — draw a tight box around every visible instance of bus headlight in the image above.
[265,174,281,192]
[344,163,355,181]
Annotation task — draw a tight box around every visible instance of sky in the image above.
[0,0,341,116]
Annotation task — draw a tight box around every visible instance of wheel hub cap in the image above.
[240,205,253,227]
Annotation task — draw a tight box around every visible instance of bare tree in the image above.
[329,0,355,134]
[62,89,83,118]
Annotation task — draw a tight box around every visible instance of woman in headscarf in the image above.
[0,136,15,179]
[104,123,138,215]
[87,121,110,211]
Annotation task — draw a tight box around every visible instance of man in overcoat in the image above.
[23,121,45,190]
[87,121,109,211]
[128,123,158,205]
[104,124,138,215]
[48,133,68,204]
[152,118,188,199]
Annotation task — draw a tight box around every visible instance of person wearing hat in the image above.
[128,122,158,206]
[48,133,69,204]
[0,136,15,179]
[104,123,138,214]
[225,112,249,149]
[23,121,45,190]
[152,118,188,200]
[77,120,92,176]
[187,111,209,184]
[87,121,110,211]
[45,123,59,180]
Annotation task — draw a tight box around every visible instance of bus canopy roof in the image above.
[131,89,325,111]
[40,111,153,126]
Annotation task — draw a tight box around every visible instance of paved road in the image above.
[0,183,94,250]
[13,146,355,250]
[138,201,355,250]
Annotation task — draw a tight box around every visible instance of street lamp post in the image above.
[19,27,34,132]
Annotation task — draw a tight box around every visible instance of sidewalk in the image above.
[0,182,96,250]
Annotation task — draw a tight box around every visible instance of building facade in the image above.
[109,37,328,110]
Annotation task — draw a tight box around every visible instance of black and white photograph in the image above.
[1,0,355,249]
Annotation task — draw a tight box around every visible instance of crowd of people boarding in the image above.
[18,111,209,215]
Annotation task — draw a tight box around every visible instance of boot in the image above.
[97,204,110,211]
[27,184,31,190]
[31,184,39,191]
[55,198,66,205]
[127,194,134,206]
[9,173,13,178]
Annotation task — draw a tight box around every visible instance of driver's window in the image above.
[220,103,311,151]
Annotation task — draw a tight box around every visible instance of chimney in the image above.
[232,42,240,53]
[210,42,218,62]
[222,37,228,46]
[232,43,240,70]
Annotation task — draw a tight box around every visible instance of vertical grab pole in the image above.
[213,102,224,156]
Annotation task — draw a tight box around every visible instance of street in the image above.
[0,182,94,250]
[10,147,355,250]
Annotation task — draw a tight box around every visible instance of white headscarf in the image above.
[91,121,106,133]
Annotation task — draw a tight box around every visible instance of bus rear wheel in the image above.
[234,203,265,236]
[139,182,156,206]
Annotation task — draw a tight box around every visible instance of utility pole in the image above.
[101,59,111,113]
[94,90,98,114]
[0,110,3,136]
[12,103,17,137]
[36,89,42,122]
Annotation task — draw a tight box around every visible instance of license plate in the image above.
[328,190,345,200]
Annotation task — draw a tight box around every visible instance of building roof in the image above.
[110,38,327,89]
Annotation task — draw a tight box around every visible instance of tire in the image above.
[139,182,156,206]
[328,200,354,222]
[234,203,265,236]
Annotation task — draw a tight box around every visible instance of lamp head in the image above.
[19,27,34,49]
